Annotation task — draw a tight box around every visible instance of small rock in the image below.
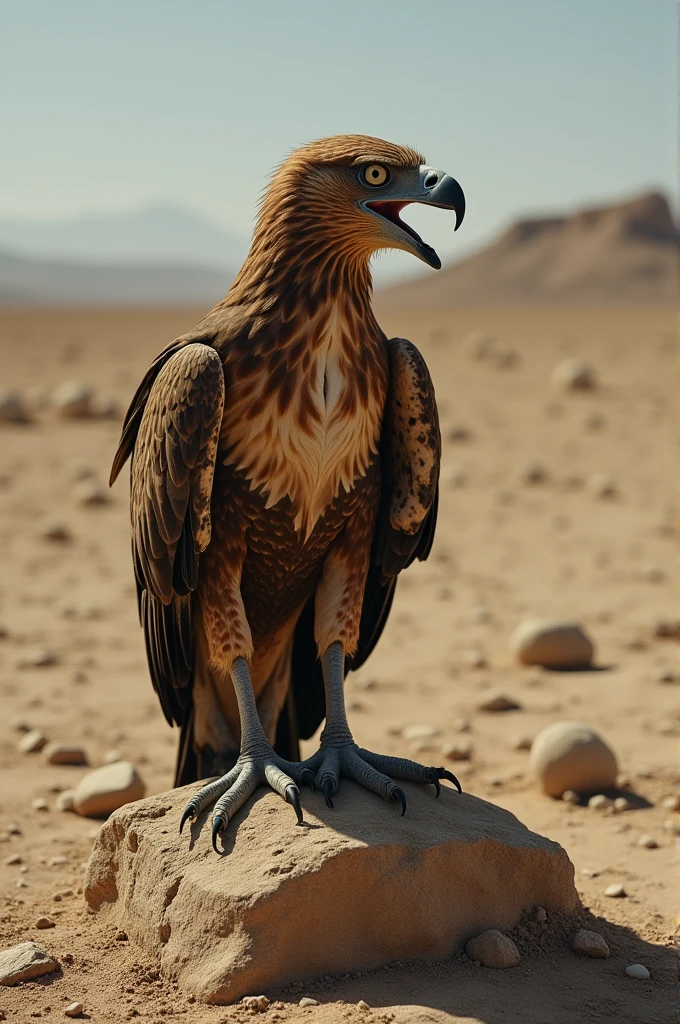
[635,765,653,779]
[35,917,55,930]
[588,794,613,811]
[21,647,58,669]
[7,823,21,835]
[637,835,659,849]
[43,743,88,766]
[572,929,609,958]
[511,735,533,751]
[604,883,626,898]
[49,856,67,866]
[663,818,680,834]
[11,718,32,733]
[625,964,650,980]
[70,762,146,817]
[52,382,93,418]
[0,390,32,424]
[18,729,48,754]
[657,669,677,683]
[587,473,618,500]
[551,358,597,391]
[16,878,29,889]
[115,930,128,941]
[582,412,606,432]
[32,798,48,811]
[448,423,473,442]
[662,794,680,811]
[402,724,440,742]
[612,797,630,813]
[5,854,22,866]
[465,929,520,969]
[530,722,618,798]
[56,791,75,812]
[103,749,121,764]
[357,1000,370,1011]
[299,996,319,1007]
[241,995,270,1013]
[561,790,580,804]
[65,1003,84,1018]
[74,480,109,507]
[0,941,59,985]
[463,649,487,669]
[535,907,546,924]
[510,618,594,669]
[519,461,549,485]
[478,693,521,712]
[652,618,680,640]
[441,741,472,761]
[41,521,72,542]
[454,718,471,732]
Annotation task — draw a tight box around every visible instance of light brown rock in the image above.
[44,743,88,766]
[604,883,626,898]
[530,722,618,797]
[637,835,659,849]
[84,782,579,1003]
[0,940,59,985]
[551,358,597,391]
[572,929,610,958]
[465,929,520,969]
[74,480,109,506]
[65,1003,84,1018]
[18,729,48,754]
[41,521,72,542]
[52,381,93,418]
[71,762,145,818]
[35,917,55,929]
[0,390,32,424]
[478,693,521,712]
[241,995,269,1013]
[588,794,613,811]
[510,618,594,669]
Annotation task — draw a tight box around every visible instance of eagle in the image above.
[110,135,466,852]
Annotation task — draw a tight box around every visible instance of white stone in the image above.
[19,729,48,754]
[561,790,580,804]
[637,835,659,849]
[530,722,618,798]
[0,941,58,985]
[65,1003,84,1018]
[402,724,440,742]
[612,797,630,813]
[604,884,626,898]
[571,929,609,958]
[52,381,93,418]
[551,358,597,391]
[441,741,472,761]
[588,794,613,811]
[299,997,319,1006]
[0,390,32,424]
[510,619,594,669]
[465,929,520,969]
[71,762,146,818]
[625,964,650,980]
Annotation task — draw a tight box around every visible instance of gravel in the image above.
[571,929,610,958]
[625,964,650,980]
[465,929,520,969]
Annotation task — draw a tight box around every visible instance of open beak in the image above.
[360,166,466,270]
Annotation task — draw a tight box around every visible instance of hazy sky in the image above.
[1,0,677,273]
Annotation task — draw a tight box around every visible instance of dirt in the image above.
[0,304,677,1023]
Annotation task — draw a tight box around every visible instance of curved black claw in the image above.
[285,785,304,825]
[179,802,197,834]
[435,767,462,794]
[211,814,227,853]
[393,787,407,816]
[433,777,442,799]
[300,768,316,793]
[322,778,335,809]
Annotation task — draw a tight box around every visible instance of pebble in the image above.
[31,798,48,811]
[551,358,597,391]
[11,718,32,733]
[92,394,119,419]
[530,721,618,798]
[441,741,472,761]
[656,668,676,684]
[5,854,22,866]
[448,423,473,442]
[18,729,48,754]
[103,749,121,764]
[64,1003,84,1018]
[511,735,533,751]
[571,929,610,958]
[519,461,549,485]
[21,647,58,669]
[357,1000,370,1011]
[562,790,580,804]
[70,761,146,817]
[16,878,29,889]
[653,618,680,640]
[510,618,594,669]
[663,818,679,834]
[625,964,650,980]
[535,907,546,924]
[35,917,55,929]
[612,797,631,813]
[43,743,88,766]
[50,856,67,866]
[587,473,618,500]
[637,835,659,849]
[0,941,59,984]
[465,929,520,969]
[7,823,21,835]
[41,521,72,542]
[662,794,680,811]
[299,996,319,1006]
[604,883,626,898]
[241,995,270,1013]
[0,390,32,424]
[402,724,440,742]
[478,693,521,712]
[74,480,109,506]
[463,649,487,669]
[588,794,613,811]
[56,791,75,812]
[52,381,93,418]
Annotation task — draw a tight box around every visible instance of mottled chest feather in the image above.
[221,304,387,537]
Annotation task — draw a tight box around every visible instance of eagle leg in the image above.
[179,656,306,851]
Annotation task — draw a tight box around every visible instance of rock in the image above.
[511,735,533,751]
[448,423,473,442]
[50,856,67,866]
[551,358,597,391]
[587,473,618,500]
[74,480,109,506]
[441,741,472,761]
[84,782,580,1002]
[0,390,32,424]
[519,462,549,485]
[35,917,55,929]
[299,997,319,1006]
[0,941,59,985]
[44,743,88,766]
[530,722,618,798]
[5,854,21,866]
[65,1003,84,1018]
[572,929,609,958]
[20,647,58,669]
[69,762,145,818]
[463,649,487,669]
[604,883,626,898]
[52,381,93,418]
[535,906,546,924]
[91,394,119,419]
[41,521,72,542]
[652,618,680,640]
[510,618,594,669]
[561,790,580,804]
[241,995,269,1013]
[402,724,440,742]
[32,798,48,811]
[19,730,47,754]
[465,929,520,969]
[56,791,75,812]
[625,964,650,980]
[357,999,370,1010]
[612,797,630,813]
[11,718,32,733]
[588,794,613,811]
[462,330,496,360]
[478,693,521,712]
[662,794,680,811]
[637,835,659,849]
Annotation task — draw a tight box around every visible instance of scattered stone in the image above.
[56,791,75,812]
[32,798,48,811]
[0,390,32,424]
[241,995,270,1013]
[478,693,521,712]
[16,878,29,889]
[35,917,55,930]
[40,521,72,542]
[299,997,319,1007]
[70,761,145,817]
[662,794,680,811]
[572,929,610,958]
[115,930,128,941]
[357,1000,370,1011]
[74,480,109,507]
[510,618,594,669]
[43,743,88,766]
[637,835,659,849]
[0,941,59,985]
[582,412,605,432]
[10,718,31,733]
[7,824,21,835]
[657,669,677,683]
[635,765,653,779]
[447,468,468,488]
[465,930,520,969]
[65,1003,84,1018]
[612,797,630,813]
[587,794,612,811]
[625,964,650,980]
[535,907,546,924]
[663,818,679,834]
[562,790,580,805]
[52,381,93,418]
[5,854,22,866]
[530,721,618,798]
[551,358,597,392]
[402,724,440,742]
[103,749,121,764]
[50,856,67,866]
[454,718,471,733]
[587,473,618,500]
[511,735,533,751]
[441,741,472,761]
[20,647,58,669]
[652,618,680,640]
[519,461,549,485]
[604,883,626,898]
[462,649,487,669]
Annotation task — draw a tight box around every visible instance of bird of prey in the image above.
[110,135,466,851]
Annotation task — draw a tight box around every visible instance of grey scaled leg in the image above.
[179,657,306,852]
[300,641,462,813]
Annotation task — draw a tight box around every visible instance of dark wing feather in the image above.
[112,342,225,727]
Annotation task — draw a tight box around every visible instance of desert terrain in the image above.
[0,302,677,1023]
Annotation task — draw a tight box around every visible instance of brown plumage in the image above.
[110,134,464,795]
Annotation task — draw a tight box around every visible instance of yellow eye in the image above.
[363,163,390,187]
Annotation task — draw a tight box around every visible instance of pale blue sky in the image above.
[1,0,677,271]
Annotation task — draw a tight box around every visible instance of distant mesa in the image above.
[377,191,678,307]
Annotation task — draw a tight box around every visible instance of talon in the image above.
[300,768,316,793]
[285,785,304,825]
[437,767,462,794]
[179,803,196,834]
[211,814,227,853]
[393,787,407,816]
[322,778,335,809]
[433,778,441,799]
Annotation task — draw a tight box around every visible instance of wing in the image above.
[110,342,225,727]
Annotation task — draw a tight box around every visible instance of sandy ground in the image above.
[0,304,677,1023]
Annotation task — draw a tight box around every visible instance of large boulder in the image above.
[85,781,580,1003]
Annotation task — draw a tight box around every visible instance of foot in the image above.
[179,748,304,852]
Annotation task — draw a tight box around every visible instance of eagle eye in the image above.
[362,164,390,188]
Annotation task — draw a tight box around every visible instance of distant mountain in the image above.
[0,203,247,270]
[377,192,678,307]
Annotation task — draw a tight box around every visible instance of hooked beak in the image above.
[359,165,466,270]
